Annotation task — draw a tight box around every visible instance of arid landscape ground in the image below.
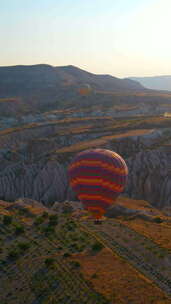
[0,65,171,303]
[0,198,171,304]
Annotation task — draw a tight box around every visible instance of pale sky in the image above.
[0,0,171,77]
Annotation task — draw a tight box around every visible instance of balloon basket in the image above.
[94,219,102,225]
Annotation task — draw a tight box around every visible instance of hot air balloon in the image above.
[78,84,92,96]
[68,149,128,222]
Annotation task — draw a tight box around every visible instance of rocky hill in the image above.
[2,64,171,120]
[0,64,150,116]
[0,64,144,97]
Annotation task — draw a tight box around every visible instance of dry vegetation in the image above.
[95,91,171,98]
[55,129,154,153]
[0,98,18,103]
[114,198,171,251]
[73,248,170,304]
[0,199,171,304]
[116,196,166,217]
[122,218,171,251]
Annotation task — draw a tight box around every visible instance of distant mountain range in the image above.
[0,64,144,98]
[1,64,171,94]
[129,75,171,91]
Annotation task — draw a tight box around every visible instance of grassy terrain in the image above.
[122,218,171,251]
[0,209,108,304]
[114,197,171,251]
[55,129,154,153]
[0,200,171,304]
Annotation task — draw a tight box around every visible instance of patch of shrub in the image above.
[91,273,98,279]
[42,225,55,235]
[154,217,163,223]
[44,258,54,267]
[91,242,104,252]
[63,252,71,258]
[158,252,165,258]
[34,216,45,226]
[69,243,79,251]
[18,208,30,216]
[3,215,12,225]
[42,211,49,218]
[70,260,81,268]
[57,246,63,251]
[49,215,58,226]
[15,224,25,235]
[65,221,76,231]
[8,249,20,260]
[17,242,30,251]
[62,204,73,214]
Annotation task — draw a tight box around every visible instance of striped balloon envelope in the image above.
[68,149,128,219]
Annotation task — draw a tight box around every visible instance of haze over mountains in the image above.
[130,75,171,91]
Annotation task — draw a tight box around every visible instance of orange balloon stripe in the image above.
[87,206,105,214]
[70,159,128,175]
[78,194,114,204]
[71,177,124,193]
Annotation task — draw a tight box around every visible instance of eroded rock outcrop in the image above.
[0,160,68,205]
[0,116,171,208]
[125,149,171,207]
